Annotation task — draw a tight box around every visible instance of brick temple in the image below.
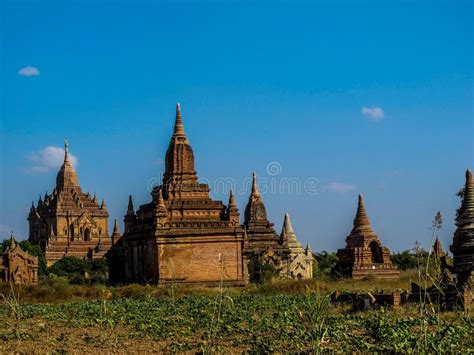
[109,104,246,285]
[28,141,112,266]
[108,104,312,285]
[336,194,399,279]
[0,235,38,284]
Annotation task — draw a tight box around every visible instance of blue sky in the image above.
[1,0,473,253]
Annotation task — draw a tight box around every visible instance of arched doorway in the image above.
[369,241,383,263]
[70,225,75,241]
[84,228,91,241]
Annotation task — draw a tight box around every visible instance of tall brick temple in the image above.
[336,194,399,279]
[110,104,246,285]
[28,141,111,265]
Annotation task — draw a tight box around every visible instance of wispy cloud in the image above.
[325,182,357,193]
[25,146,78,174]
[18,66,40,77]
[362,107,384,122]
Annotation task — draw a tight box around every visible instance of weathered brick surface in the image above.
[0,236,38,284]
[158,239,243,282]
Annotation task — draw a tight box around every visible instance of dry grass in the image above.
[0,269,441,305]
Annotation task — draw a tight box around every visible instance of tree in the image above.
[48,256,109,285]
[313,251,339,277]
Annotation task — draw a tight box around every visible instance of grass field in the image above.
[0,272,472,353]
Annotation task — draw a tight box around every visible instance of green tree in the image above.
[48,256,109,285]
[313,251,339,277]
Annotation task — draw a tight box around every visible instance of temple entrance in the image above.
[70,225,75,241]
[84,228,91,241]
[369,241,383,263]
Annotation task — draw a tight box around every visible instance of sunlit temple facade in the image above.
[28,142,112,266]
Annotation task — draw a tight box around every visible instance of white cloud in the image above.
[325,182,357,193]
[362,107,384,122]
[18,66,40,77]
[25,146,78,174]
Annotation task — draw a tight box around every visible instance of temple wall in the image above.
[157,239,243,283]
[55,216,108,240]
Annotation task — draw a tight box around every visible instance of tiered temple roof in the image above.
[337,194,399,279]
[450,169,474,278]
[111,104,245,285]
[28,141,111,265]
[243,173,278,243]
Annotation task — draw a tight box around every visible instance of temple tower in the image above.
[28,141,111,265]
[243,174,310,281]
[336,194,399,279]
[279,213,313,279]
[114,104,245,285]
[244,173,277,242]
[450,169,474,283]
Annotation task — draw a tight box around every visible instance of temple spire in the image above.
[450,168,474,274]
[155,188,169,221]
[9,232,16,248]
[111,219,120,245]
[173,102,186,137]
[56,139,78,188]
[457,168,474,226]
[251,172,260,197]
[64,139,69,162]
[163,103,198,198]
[113,218,119,234]
[351,194,374,234]
[127,195,134,215]
[158,188,166,208]
[229,189,237,208]
[282,213,295,238]
[227,189,240,223]
[280,213,299,245]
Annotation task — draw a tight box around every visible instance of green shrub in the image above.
[47,257,109,285]
[313,251,339,278]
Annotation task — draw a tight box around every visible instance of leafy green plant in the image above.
[295,286,331,352]
[47,257,108,285]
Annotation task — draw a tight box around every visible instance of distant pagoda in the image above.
[279,213,313,279]
[336,194,399,279]
[243,173,313,280]
[28,141,111,265]
[450,169,474,285]
[432,237,445,258]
